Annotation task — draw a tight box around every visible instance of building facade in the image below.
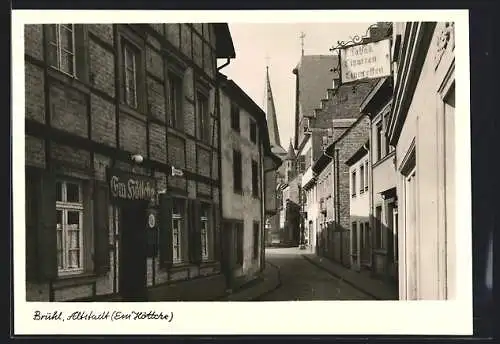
[346,143,370,271]
[360,77,398,281]
[219,75,281,290]
[24,23,235,301]
[388,22,456,300]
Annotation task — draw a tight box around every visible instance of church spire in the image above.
[264,63,286,157]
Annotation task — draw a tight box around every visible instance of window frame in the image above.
[351,169,357,198]
[360,163,365,193]
[200,203,211,262]
[196,90,210,143]
[230,102,241,132]
[123,42,139,109]
[171,201,185,265]
[233,149,243,193]
[168,70,184,130]
[376,121,383,161]
[249,118,258,144]
[364,160,369,191]
[252,159,259,198]
[56,180,84,276]
[47,24,77,77]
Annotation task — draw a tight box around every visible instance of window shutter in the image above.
[159,194,173,268]
[25,169,40,282]
[213,203,221,262]
[36,170,58,282]
[93,181,110,275]
[189,199,202,264]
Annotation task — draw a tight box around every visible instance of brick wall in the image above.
[24,23,224,301]
[333,116,370,266]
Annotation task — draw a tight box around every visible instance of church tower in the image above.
[263,64,287,159]
[285,139,297,183]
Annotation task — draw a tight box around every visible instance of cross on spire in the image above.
[300,31,306,56]
[265,53,270,70]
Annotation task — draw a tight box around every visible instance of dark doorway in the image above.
[119,201,148,301]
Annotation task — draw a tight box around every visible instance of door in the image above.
[119,202,148,301]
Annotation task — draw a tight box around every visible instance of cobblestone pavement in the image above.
[257,247,374,301]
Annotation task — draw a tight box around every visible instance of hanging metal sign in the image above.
[339,38,391,84]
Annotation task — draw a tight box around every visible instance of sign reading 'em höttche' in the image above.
[340,38,391,83]
[107,169,157,201]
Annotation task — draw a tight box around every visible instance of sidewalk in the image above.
[218,262,281,301]
[302,254,398,300]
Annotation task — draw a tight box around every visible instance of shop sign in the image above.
[340,38,391,83]
[107,169,157,201]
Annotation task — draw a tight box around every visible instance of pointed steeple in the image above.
[264,65,286,157]
[286,139,296,160]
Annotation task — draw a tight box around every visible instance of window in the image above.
[168,72,183,129]
[384,113,391,155]
[235,222,244,266]
[250,119,257,143]
[252,160,259,198]
[123,42,139,108]
[253,222,260,260]
[233,150,243,193]
[56,180,84,275]
[47,24,76,76]
[172,201,184,264]
[360,164,365,193]
[365,160,369,191]
[231,102,240,132]
[351,170,357,197]
[197,91,210,142]
[376,122,383,161]
[200,204,210,261]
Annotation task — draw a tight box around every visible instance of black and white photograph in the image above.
[13,10,474,335]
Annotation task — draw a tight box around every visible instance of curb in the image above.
[301,254,382,300]
[251,261,282,301]
[219,261,282,301]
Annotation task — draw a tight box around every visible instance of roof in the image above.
[218,74,282,167]
[296,55,339,120]
[213,24,236,58]
[345,140,369,166]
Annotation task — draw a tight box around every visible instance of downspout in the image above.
[323,149,335,258]
[335,148,342,265]
[363,130,372,272]
[368,116,375,273]
[216,57,231,277]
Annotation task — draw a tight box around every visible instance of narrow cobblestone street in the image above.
[257,248,374,301]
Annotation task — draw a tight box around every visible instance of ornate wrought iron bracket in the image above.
[329,23,391,94]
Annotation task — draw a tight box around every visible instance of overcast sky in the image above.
[220,22,375,147]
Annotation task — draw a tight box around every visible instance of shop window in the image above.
[56,180,84,276]
[200,203,210,261]
[172,201,185,264]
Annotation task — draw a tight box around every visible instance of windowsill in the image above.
[200,260,219,268]
[119,102,146,120]
[53,271,98,288]
[48,68,90,95]
[373,248,388,255]
[169,262,192,272]
[231,128,241,134]
[234,190,243,196]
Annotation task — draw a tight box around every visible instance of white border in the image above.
[12,10,472,335]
